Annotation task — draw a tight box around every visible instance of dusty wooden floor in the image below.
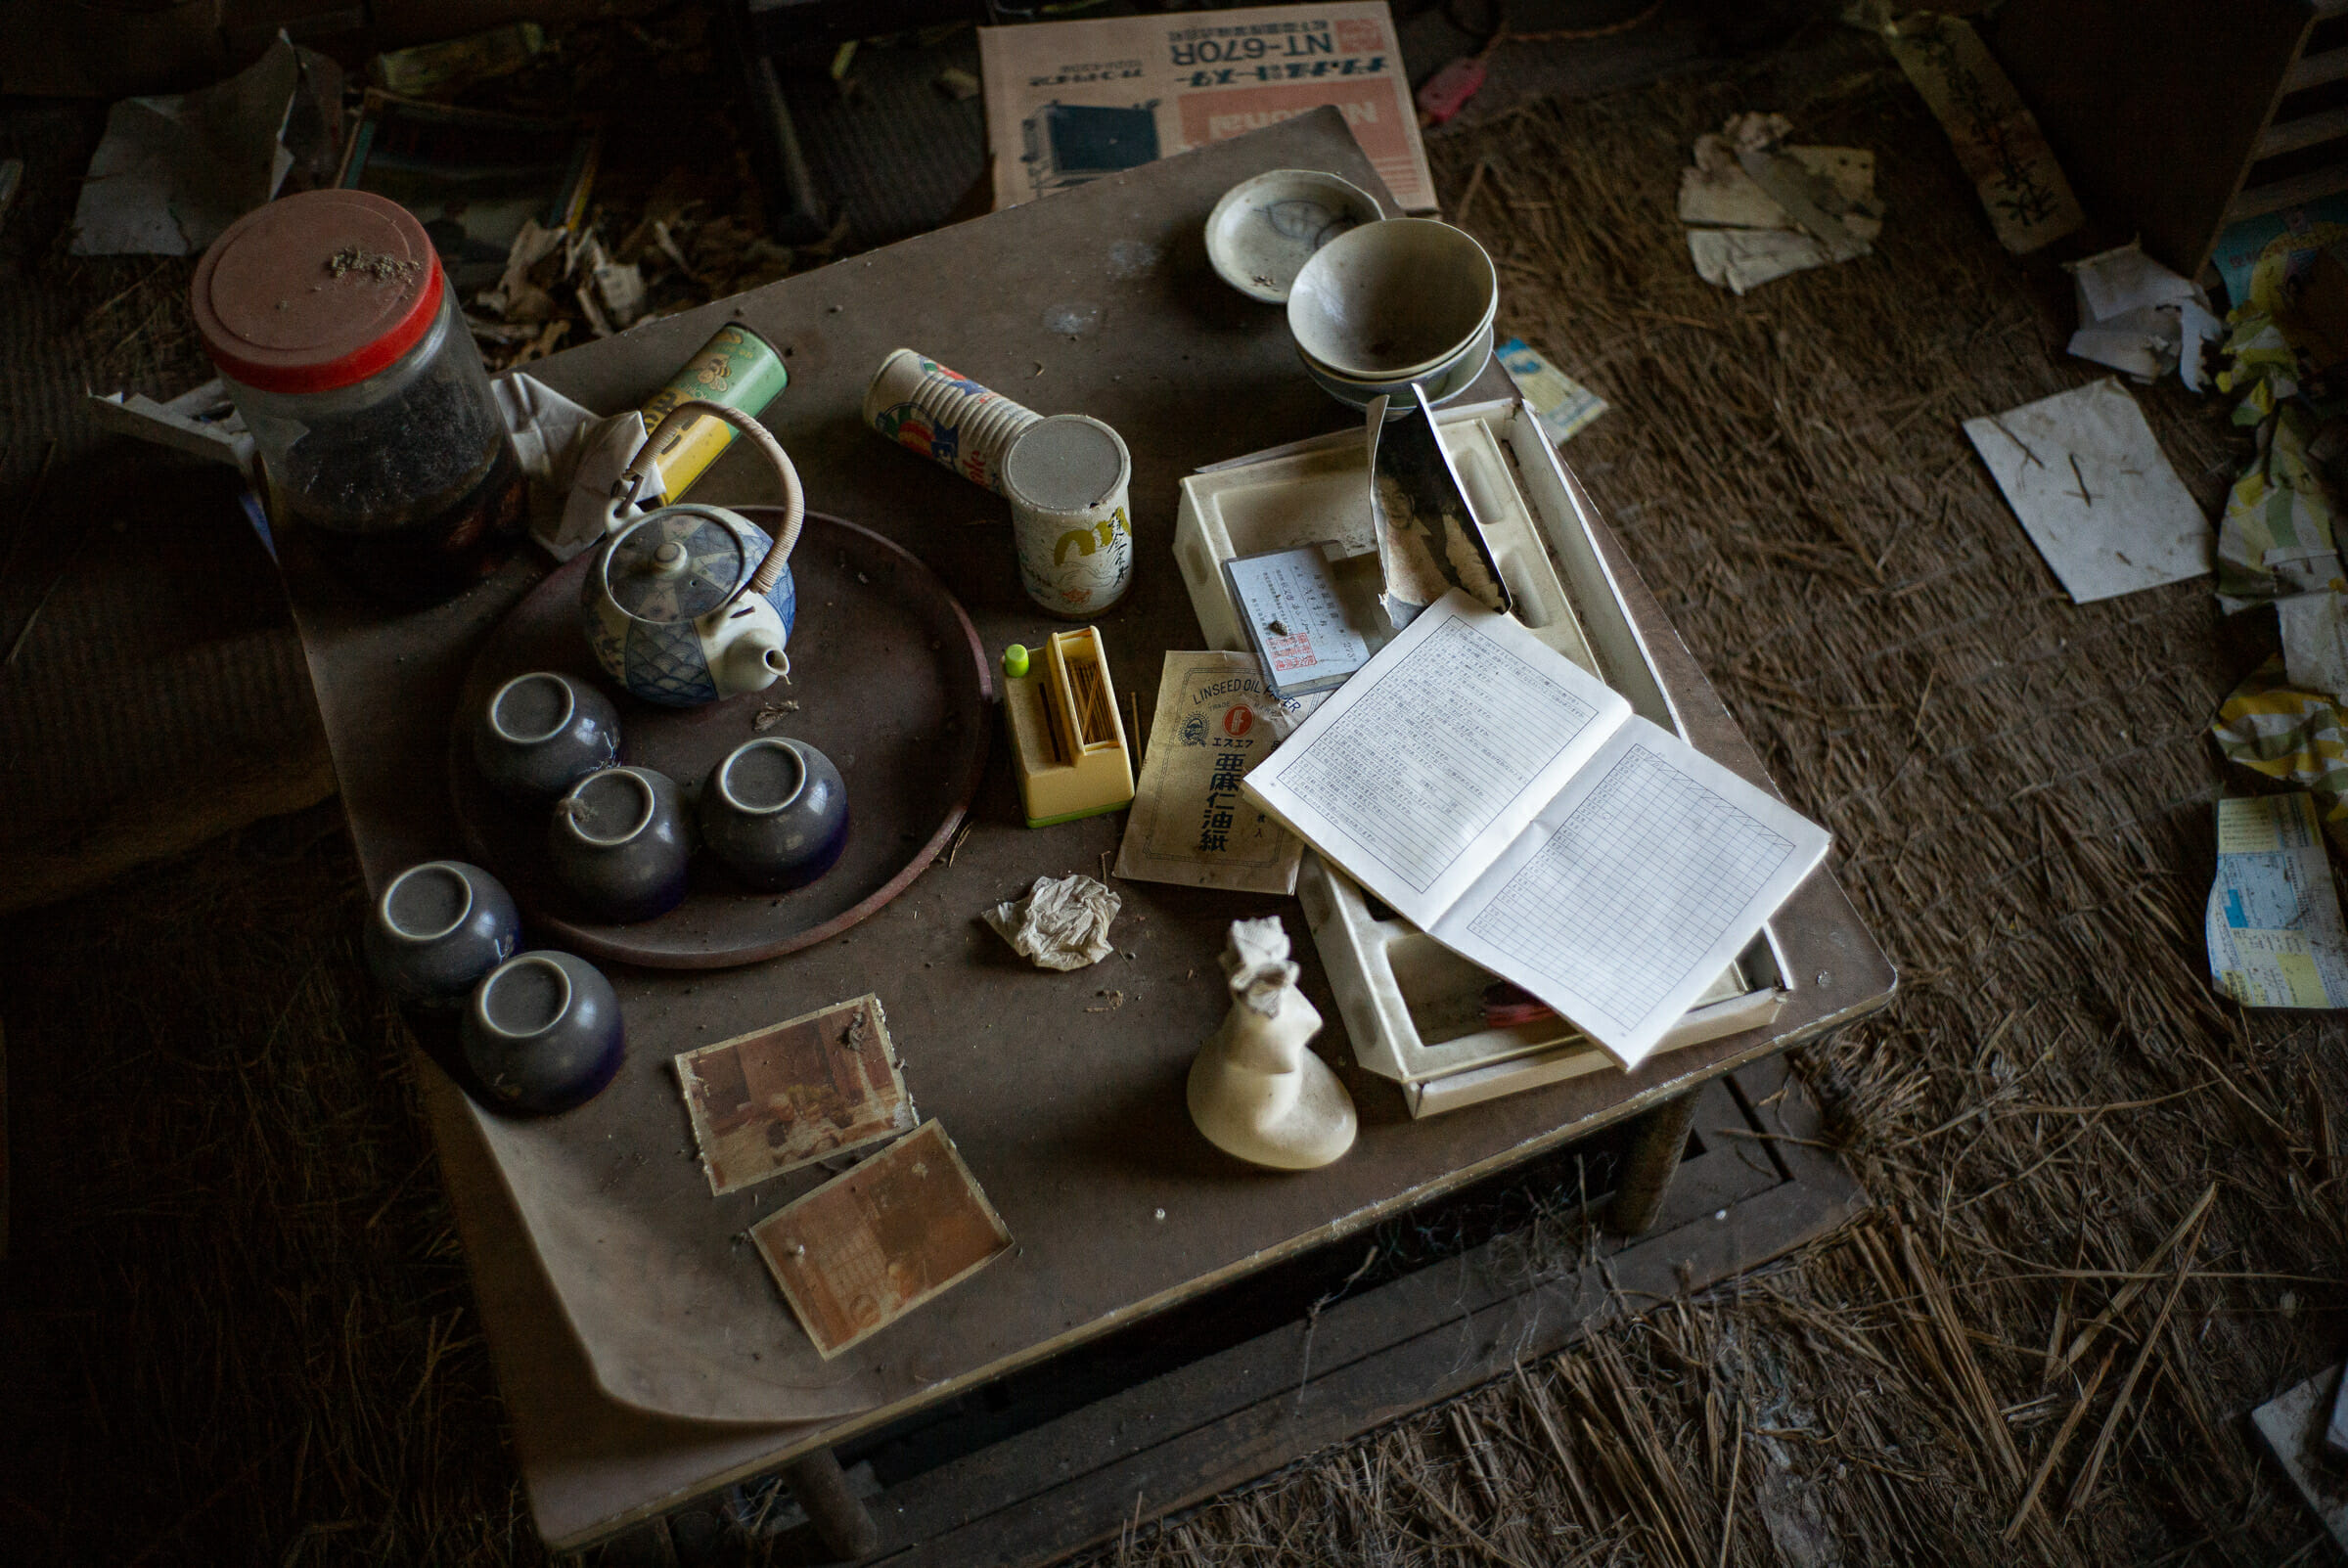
[3,22,2343,1568]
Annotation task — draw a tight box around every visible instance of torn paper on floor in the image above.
[1962,379,2211,603]
[2280,591,2348,706]
[86,380,253,476]
[1494,337,1608,444]
[69,34,305,255]
[2215,406,2341,610]
[2065,241,2224,387]
[1679,115,1881,294]
[985,874,1120,970]
[2207,792,2348,1009]
[2213,659,2348,849]
[1877,13,2083,254]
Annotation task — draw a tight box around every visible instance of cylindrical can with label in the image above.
[863,347,1042,495]
[637,322,790,505]
[1003,415,1133,618]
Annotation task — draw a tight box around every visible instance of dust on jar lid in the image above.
[190,189,444,395]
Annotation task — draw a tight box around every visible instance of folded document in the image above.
[1242,590,1830,1068]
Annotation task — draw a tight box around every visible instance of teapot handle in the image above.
[615,397,804,603]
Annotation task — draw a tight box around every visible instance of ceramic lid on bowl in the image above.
[1204,168,1385,303]
[603,507,752,624]
[191,189,444,394]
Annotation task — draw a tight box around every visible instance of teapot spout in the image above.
[718,630,790,698]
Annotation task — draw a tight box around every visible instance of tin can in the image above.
[637,323,790,504]
[863,347,1042,495]
[1004,415,1133,618]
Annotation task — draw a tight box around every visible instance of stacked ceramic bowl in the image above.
[1285,218,1498,419]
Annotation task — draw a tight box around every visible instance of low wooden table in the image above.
[275,110,1895,1557]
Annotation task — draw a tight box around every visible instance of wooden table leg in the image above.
[1606,1091,1698,1235]
[782,1448,880,1560]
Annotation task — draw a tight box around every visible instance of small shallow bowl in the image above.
[473,670,621,801]
[699,737,850,892]
[462,950,623,1115]
[1205,167,1384,303]
[362,860,521,1009]
[1299,318,1495,419]
[547,765,692,923]
[1287,218,1498,381]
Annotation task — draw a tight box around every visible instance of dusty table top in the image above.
[274,110,1894,1546]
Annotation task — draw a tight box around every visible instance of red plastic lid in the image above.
[191,189,445,395]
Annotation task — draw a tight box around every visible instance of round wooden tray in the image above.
[448,509,992,970]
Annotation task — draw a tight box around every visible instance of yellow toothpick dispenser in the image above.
[1001,629,1135,827]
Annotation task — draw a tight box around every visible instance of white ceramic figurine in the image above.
[1187,916,1357,1170]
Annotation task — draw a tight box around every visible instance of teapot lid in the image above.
[602,507,754,624]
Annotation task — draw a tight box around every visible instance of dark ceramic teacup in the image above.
[474,671,621,800]
[461,950,623,1114]
[698,737,850,892]
[362,860,521,1009]
[547,765,692,922]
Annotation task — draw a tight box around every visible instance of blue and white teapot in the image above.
[580,399,802,708]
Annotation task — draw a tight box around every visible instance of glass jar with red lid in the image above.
[192,189,524,608]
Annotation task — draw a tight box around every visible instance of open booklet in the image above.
[1242,590,1830,1069]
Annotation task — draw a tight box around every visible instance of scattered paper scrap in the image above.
[2206,792,2348,1009]
[2280,591,2348,707]
[548,410,648,561]
[1877,13,2083,254]
[1494,338,1608,444]
[86,380,253,475]
[750,1120,1011,1359]
[1679,115,1881,294]
[675,995,916,1197]
[2212,659,2348,850]
[69,34,306,255]
[2064,241,2223,387]
[1962,379,2211,603]
[985,874,1120,970]
[2251,1366,2348,1555]
[2215,407,2340,611]
[1115,651,1308,895]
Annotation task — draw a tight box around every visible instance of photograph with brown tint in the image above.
[750,1121,1013,1360]
[675,994,916,1195]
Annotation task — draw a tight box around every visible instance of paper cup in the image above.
[863,347,1042,495]
[1004,415,1133,619]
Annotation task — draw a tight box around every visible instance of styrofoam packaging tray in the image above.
[1175,398,1789,1116]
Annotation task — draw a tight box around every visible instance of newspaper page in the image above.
[2207,792,2348,1008]
[1115,650,1309,893]
[977,2,1433,213]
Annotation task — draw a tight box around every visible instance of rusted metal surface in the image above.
[270,109,1896,1549]
[448,511,991,968]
